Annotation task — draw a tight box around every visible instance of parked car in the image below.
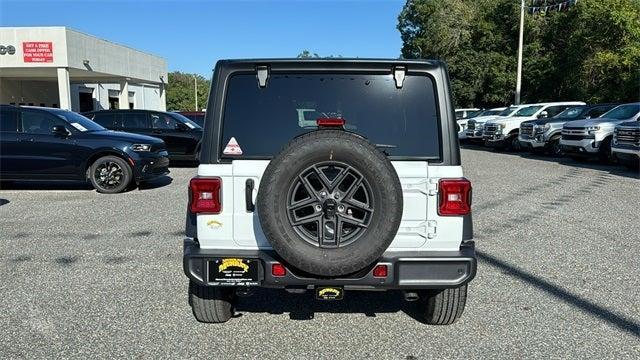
[457,107,505,140]
[184,59,476,325]
[561,103,640,162]
[177,111,205,127]
[483,101,585,150]
[0,105,169,193]
[84,109,203,161]
[466,105,525,141]
[518,104,618,156]
[612,120,640,169]
[455,108,480,120]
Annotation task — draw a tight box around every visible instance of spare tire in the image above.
[257,130,403,277]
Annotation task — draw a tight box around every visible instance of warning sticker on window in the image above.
[223,137,243,155]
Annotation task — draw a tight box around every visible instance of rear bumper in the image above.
[183,239,477,290]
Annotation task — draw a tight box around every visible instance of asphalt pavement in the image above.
[1,147,638,359]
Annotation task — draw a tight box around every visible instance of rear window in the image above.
[91,112,116,128]
[120,112,150,129]
[220,73,441,159]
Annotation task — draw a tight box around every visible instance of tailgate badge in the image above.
[207,220,223,229]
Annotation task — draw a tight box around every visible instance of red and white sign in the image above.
[223,137,243,155]
[23,42,54,63]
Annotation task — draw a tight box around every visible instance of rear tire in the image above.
[419,285,468,325]
[189,282,235,323]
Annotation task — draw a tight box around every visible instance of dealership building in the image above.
[0,26,167,112]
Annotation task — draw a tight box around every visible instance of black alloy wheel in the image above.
[286,161,373,248]
[89,155,132,194]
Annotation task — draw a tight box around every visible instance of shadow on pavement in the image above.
[0,175,173,192]
[0,199,9,206]
[235,288,426,321]
[461,142,640,179]
[0,180,94,191]
[170,160,199,168]
[477,250,640,338]
[137,175,173,190]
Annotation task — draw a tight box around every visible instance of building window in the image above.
[108,90,119,110]
[79,89,94,112]
[128,91,135,109]
[109,96,119,109]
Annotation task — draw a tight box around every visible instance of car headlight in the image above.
[131,144,152,152]
[586,126,600,135]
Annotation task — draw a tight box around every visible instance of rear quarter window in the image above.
[220,73,441,159]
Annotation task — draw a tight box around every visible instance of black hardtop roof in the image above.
[214,58,443,70]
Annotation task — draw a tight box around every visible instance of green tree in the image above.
[397,0,640,107]
[297,50,320,58]
[166,71,210,111]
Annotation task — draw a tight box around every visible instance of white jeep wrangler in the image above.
[183,59,476,325]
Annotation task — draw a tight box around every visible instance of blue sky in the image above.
[0,0,405,77]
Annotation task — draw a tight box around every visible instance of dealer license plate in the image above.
[208,258,259,286]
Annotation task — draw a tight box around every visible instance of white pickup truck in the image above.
[483,102,585,150]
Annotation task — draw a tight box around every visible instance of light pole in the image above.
[515,0,525,105]
[194,75,198,111]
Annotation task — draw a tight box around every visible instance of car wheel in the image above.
[418,284,468,325]
[257,130,403,277]
[549,137,563,157]
[598,138,614,164]
[508,135,522,152]
[89,155,133,194]
[189,282,235,323]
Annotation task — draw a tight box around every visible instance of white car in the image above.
[561,102,640,162]
[457,107,505,140]
[483,102,585,150]
[455,108,480,120]
[465,107,518,141]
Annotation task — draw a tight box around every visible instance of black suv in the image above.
[84,110,203,161]
[0,105,169,193]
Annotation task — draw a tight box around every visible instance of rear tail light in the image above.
[271,263,287,277]
[438,178,472,216]
[372,264,388,278]
[189,177,222,214]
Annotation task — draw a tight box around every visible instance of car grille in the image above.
[561,127,590,141]
[520,123,534,138]
[614,127,640,147]
[484,124,499,136]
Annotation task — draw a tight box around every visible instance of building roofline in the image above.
[0,26,165,61]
